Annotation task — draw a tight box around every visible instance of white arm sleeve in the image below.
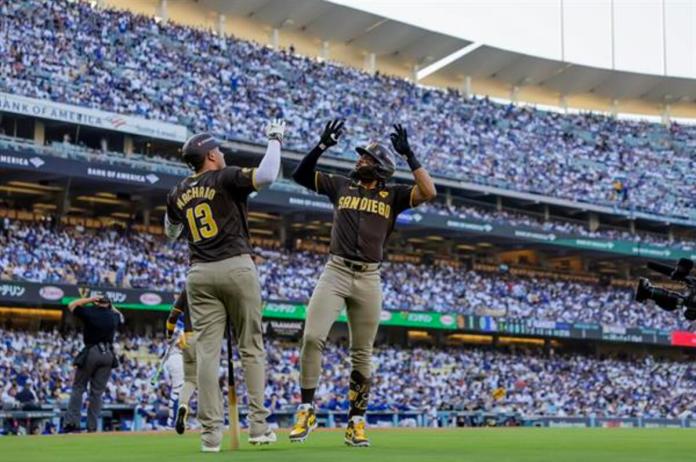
[164,213,183,240]
[253,139,281,190]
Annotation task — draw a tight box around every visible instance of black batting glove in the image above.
[318,119,344,150]
[390,124,421,171]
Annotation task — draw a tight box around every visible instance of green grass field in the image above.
[1,428,695,462]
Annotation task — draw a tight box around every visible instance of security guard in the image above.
[289,121,437,446]
[64,295,124,433]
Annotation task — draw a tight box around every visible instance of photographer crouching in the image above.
[62,295,124,433]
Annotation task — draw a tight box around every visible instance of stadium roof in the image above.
[199,0,696,104]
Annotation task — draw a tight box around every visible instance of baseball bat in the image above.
[150,331,181,386]
[226,322,240,450]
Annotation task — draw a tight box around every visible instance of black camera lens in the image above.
[652,290,681,312]
[636,278,682,311]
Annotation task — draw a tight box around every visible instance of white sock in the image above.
[298,403,313,411]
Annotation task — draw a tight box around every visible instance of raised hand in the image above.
[319,119,344,148]
[266,118,286,143]
[389,124,413,157]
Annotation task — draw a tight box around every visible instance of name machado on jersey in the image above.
[166,166,257,263]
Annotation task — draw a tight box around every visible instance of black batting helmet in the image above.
[182,132,221,171]
[355,142,395,182]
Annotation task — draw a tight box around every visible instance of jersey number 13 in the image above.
[185,203,219,242]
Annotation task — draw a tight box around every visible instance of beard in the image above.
[354,165,377,182]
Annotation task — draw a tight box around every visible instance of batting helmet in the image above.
[181,132,221,171]
[355,142,395,182]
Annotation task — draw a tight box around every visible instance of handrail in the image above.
[1,134,694,226]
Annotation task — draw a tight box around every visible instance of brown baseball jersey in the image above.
[314,172,415,263]
[166,167,257,264]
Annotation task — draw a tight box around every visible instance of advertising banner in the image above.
[0,282,682,347]
[0,149,182,190]
[0,281,174,311]
[0,92,187,141]
[671,331,696,347]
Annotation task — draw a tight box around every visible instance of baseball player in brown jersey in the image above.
[289,121,437,446]
[164,120,285,452]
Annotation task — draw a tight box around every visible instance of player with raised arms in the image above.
[289,121,437,446]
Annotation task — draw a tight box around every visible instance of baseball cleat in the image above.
[249,428,277,446]
[201,444,220,453]
[289,404,318,443]
[175,404,188,435]
[344,416,370,447]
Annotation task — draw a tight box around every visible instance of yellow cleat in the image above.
[289,404,317,443]
[344,416,370,447]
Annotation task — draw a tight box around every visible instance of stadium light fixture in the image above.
[415,42,483,81]
[447,334,493,344]
[0,307,62,320]
[498,336,545,346]
[249,211,280,220]
[0,185,46,195]
[33,203,57,209]
[407,330,431,340]
[75,195,125,205]
[8,181,62,191]
[250,228,274,235]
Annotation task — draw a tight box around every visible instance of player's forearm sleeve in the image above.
[292,144,325,190]
[164,213,183,240]
[253,139,281,190]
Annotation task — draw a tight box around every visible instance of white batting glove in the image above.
[265,118,286,143]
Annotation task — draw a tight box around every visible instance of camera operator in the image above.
[63,295,124,433]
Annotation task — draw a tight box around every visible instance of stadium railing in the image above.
[0,135,189,176]
[3,406,693,435]
[1,133,694,225]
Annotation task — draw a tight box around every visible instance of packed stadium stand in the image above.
[1,0,696,440]
[0,218,690,331]
[1,0,695,218]
[2,328,695,435]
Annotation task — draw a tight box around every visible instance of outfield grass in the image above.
[1,428,695,462]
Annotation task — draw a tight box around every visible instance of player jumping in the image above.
[289,121,437,446]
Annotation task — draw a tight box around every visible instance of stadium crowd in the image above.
[0,219,690,331]
[421,202,696,248]
[1,328,695,431]
[1,0,695,218]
